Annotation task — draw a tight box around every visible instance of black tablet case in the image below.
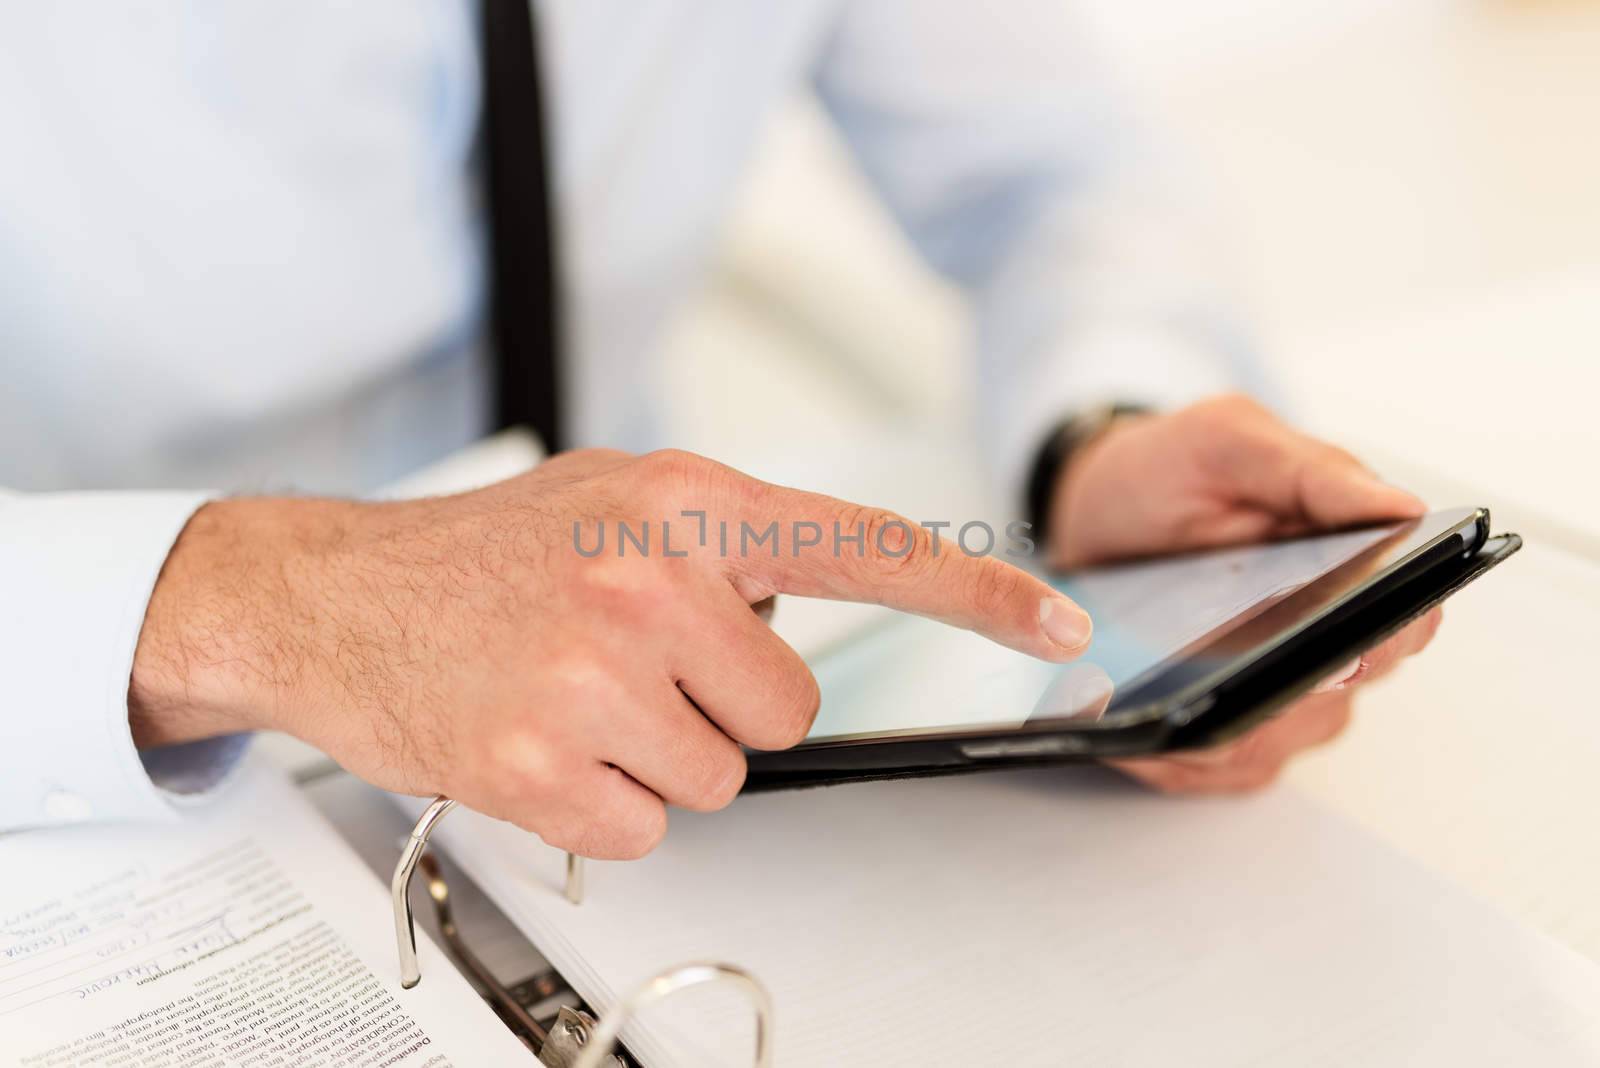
[743,533,1522,792]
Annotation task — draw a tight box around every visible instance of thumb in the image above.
[1299,456,1426,528]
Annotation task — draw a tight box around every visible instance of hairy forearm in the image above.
[127,497,365,748]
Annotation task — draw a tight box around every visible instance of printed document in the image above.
[0,760,529,1067]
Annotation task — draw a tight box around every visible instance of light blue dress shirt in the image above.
[0,0,1265,830]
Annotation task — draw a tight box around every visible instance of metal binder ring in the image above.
[391,793,586,989]
[570,961,775,1068]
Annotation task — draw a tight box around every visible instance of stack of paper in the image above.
[428,767,1600,1066]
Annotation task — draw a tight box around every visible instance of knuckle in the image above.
[574,553,633,596]
[482,733,565,806]
[964,558,1027,614]
[498,772,582,837]
[554,819,607,859]
[680,745,747,811]
[546,651,623,705]
[632,449,716,504]
[846,507,930,579]
[610,802,669,860]
[733,656,821,752]
[485,735,537,787]
[540,808,593,854]
[554,794,668,861]
[575,554,675,617]
[641,447,704,479]
[769,667,822,748]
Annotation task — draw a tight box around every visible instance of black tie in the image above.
[479,0,564,452]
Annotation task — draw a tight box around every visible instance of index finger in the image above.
[722,485,1091,663]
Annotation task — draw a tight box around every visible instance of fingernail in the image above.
[1039,596,1092,653]
[1314,656,1364,693]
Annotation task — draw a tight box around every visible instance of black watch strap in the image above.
[1024,403,1149,547]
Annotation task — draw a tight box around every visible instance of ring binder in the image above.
[391,794,776,1067]
[415,851,552,1049]
[393,794,584,989]
[567,961,773,1068]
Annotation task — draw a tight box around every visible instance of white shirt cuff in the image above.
[0,490,250,831]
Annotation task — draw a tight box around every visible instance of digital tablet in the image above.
[744,507,1521,791]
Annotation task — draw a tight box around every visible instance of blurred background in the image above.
[645,0,1600,958]
[658,0,1600,550]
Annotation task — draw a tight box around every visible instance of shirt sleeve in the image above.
[0,490,251,832]
[811,0,1278,506]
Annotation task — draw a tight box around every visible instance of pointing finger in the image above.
[725,487,1091,662]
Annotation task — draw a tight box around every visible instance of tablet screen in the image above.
[801,509,1477,744]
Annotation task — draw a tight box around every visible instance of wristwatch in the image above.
[1023,403,1149,547]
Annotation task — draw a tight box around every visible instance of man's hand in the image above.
[1047,394,1439,793]
[128,449,1092,858]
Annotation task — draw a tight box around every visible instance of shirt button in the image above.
[43,790,94,823]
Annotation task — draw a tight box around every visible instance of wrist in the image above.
[128,496,366,748]
[1046,410,1152,567]
[1025,405,1149,547]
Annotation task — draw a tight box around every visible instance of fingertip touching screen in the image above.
[802,508,1480,746]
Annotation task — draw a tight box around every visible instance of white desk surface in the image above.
[1281,268,1600,560]
[1287,535,1600,962]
